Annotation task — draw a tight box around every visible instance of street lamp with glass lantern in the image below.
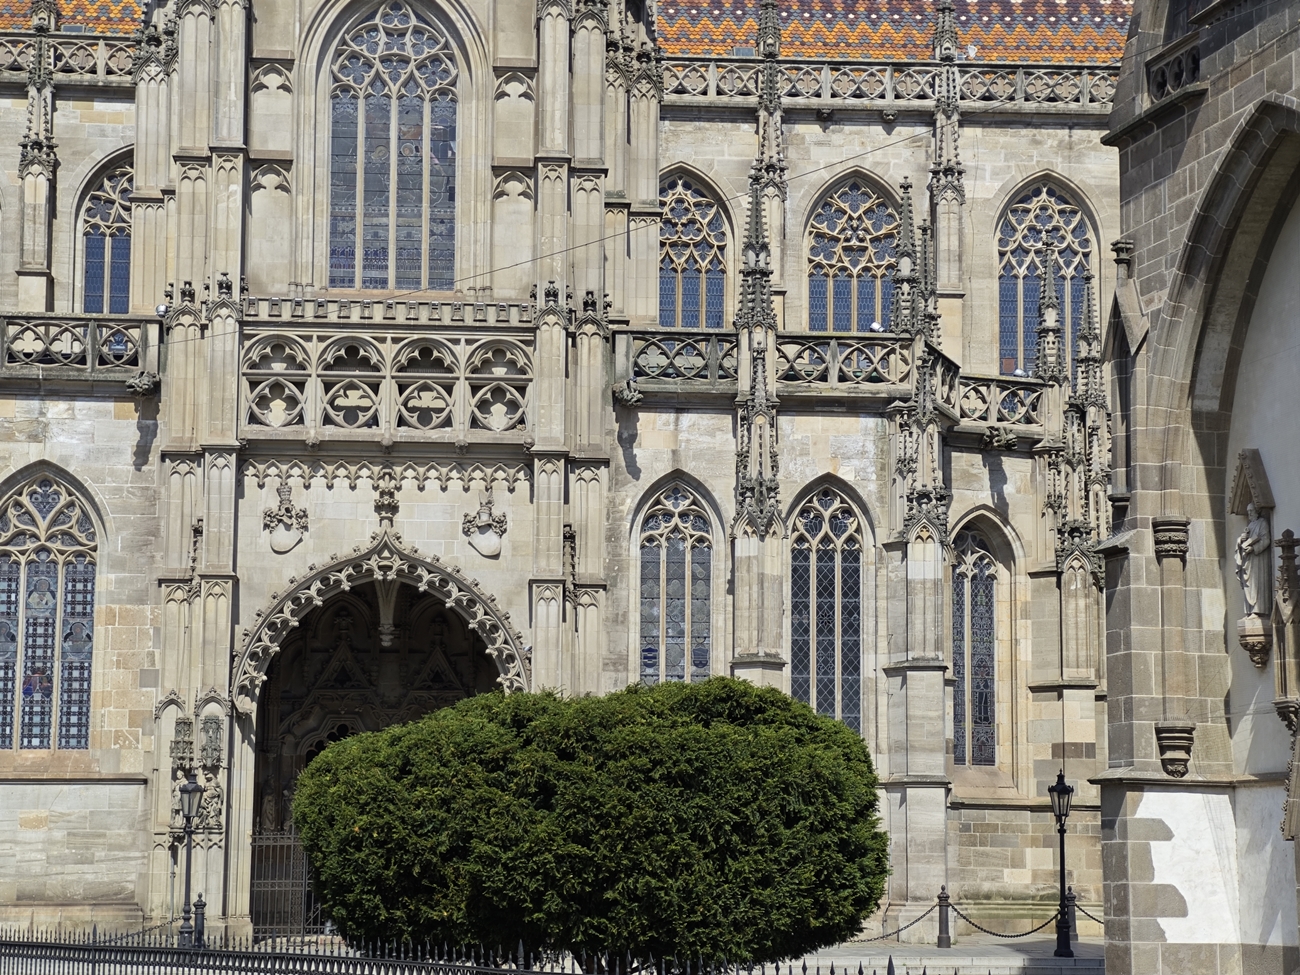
[177,771,204,948]
[1048,769,1075,958]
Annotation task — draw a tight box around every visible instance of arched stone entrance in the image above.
[227,530,529,937]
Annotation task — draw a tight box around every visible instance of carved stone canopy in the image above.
[1230,448,1275,516]
[231,529,529,716]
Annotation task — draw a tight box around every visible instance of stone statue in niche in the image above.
[462,488,508,558]
[1236,502,1273,617]
[1235,502,1274,668]
[197,777,224,833]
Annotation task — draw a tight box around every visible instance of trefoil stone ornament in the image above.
[262,481,308,554]
[462,489,508,558]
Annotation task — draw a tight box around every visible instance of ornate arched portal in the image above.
[228,530,529,937]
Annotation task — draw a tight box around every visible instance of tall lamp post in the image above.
[177,771,204,948]
[1048,769,1075,958]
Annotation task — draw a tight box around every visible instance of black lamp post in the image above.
[177,771,204,948]
[1048,769,1075,958]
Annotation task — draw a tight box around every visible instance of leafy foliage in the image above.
[293,677,889,961]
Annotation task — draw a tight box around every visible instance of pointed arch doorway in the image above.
[249,579,500,939]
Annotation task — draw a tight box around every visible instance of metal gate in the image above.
[249,826,325,939]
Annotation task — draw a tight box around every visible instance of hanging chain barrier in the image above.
[1075,903,1105,925]
[857,903,938,943]
[947,904,1061,939]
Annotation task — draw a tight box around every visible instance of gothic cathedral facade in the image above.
[0,0,1129,941]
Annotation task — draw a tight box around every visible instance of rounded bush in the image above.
[293,677,889,961]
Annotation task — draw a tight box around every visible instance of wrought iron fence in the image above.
[250,826,326,940]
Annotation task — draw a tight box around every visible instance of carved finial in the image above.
[217,272,233,298]
[933,0,959,62]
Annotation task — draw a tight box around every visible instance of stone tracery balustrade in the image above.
[957,374,1046,427]
[662,59,1117,108]
[774,334,913,390]
[241,327,534,441]
[0,314,147,379]
[0,32,136,84]
[626,330,740,386]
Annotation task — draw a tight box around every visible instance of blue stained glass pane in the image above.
[815,542,836,716]
[426,97,457,290]
[952,573,967,764]
[832,274,852,333]
[1023,270,1040,373]
[840,542,861,734]
[809,273,828,332]
[83,234,105,314]
[19,552,57,749]
[640,541,661,684]
[1069,273,1085,379]
[664,534,687,681]
[108,236,131,314]
[857,276,876,332]
[659,265,677,327]
[0,558,18,749]
[998,270,1018,374]
[704,268,724,329]
[971,565,996,766]
[690,543,711,681]
[361,93,391,289]
[791,544,811,703]
[57,555,94,750]
[329,95,359,288]
[393,94,424,291]
[880,277,895,330]
[681,270,700,329]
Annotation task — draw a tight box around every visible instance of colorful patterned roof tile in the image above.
[0,0,140,35]
[658,0,1129,64]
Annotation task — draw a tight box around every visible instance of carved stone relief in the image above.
[262,480,308,553]
[462,488,508,558]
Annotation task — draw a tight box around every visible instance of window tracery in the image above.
[328,1,458,292]
[806,180,899,333]
[639,485,713,684]
[659,176,727,329]
[997,182,1094,375]
[790,488,863,732]
[81,166,132,315]
[0,476,98,751]
[952,529,996,766]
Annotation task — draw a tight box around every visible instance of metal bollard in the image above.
[1066,886,1078,942]
[937,885,951,949]
[194,892,206,949]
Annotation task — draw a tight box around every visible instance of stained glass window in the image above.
[659,176,727,328]
[82,166,133,315]
[952,529,996,766]
[806,181,899,333]
[639,486,713,684]
[0,476,98,751]
[996,182,1094,376]
[329,1,458,291]
[790,488,863,733]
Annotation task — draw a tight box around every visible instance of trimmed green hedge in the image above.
[293,677,888,961]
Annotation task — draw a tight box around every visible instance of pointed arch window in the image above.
[997,182,1094,376]
[329,1,458,292]
[806,180,899,333]
[952,529,996,766]
[639,485,713,684]
[82,166,132,315]
[659,176,727,328]
[790,488,863,732]
[0,476,98,751]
